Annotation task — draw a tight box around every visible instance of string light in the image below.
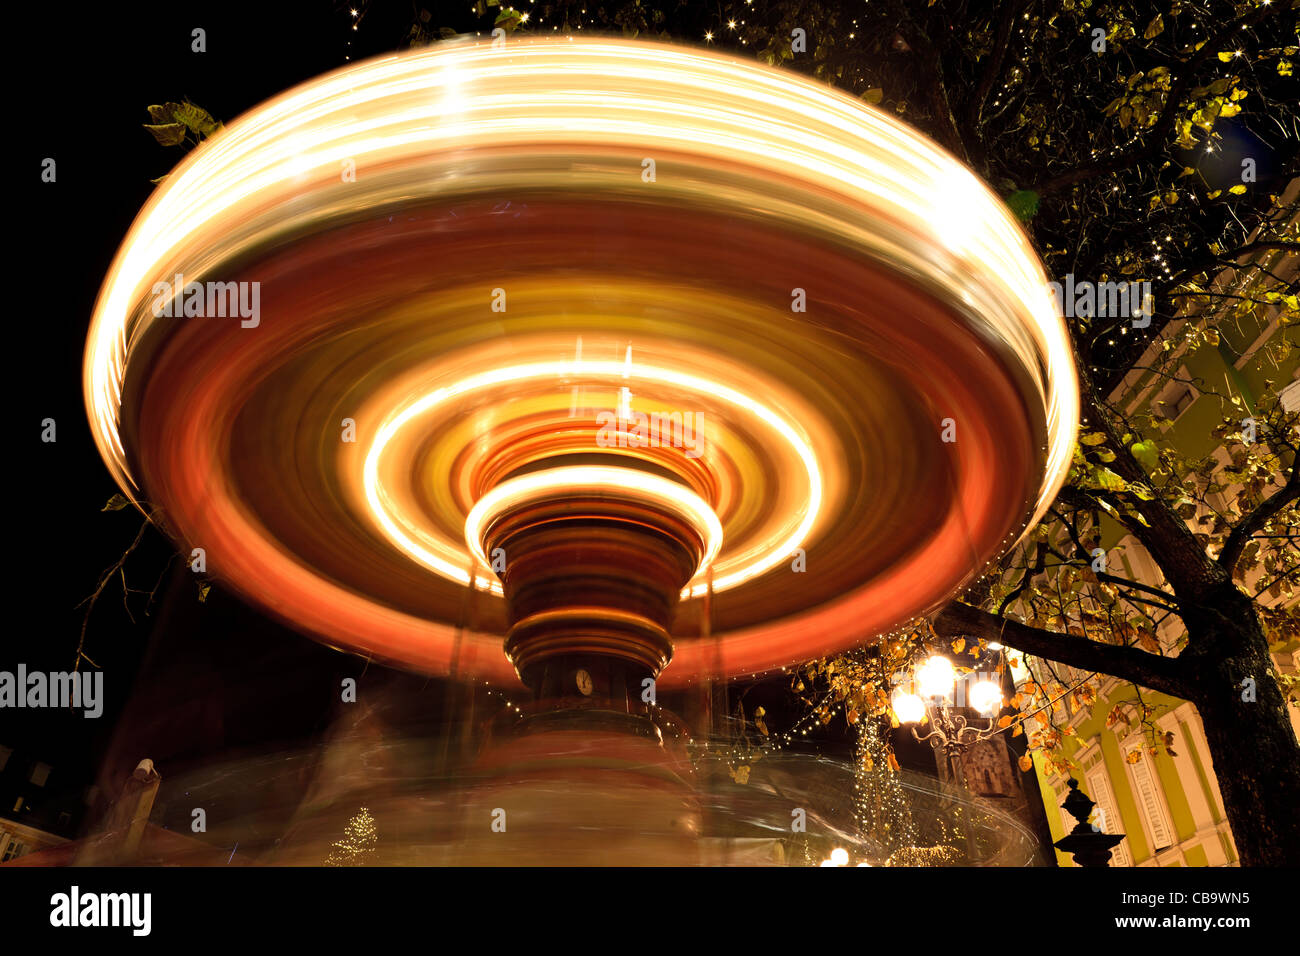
[324,807,378,865]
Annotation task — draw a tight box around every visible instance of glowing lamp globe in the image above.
[891,689,927,725]
[916,656,958,700]
[968,679,1004,716]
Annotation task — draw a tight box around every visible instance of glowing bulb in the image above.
[969,679,1003,715]
[916,655,956,698]
[892,689,925,724]
[830,848,849,866]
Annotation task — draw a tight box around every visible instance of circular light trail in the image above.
[464,464,725,582]
[365,359,819,598]
[82,38,1078,686]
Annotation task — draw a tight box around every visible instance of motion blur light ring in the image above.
[83,38,1078,687]
[464,466,723,582]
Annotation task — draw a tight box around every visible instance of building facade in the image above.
[1028,196,1298,866]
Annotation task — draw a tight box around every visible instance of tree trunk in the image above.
[936,593,1300,865]
[1182,587,1300,867]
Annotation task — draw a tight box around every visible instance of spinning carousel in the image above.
[84,38,1077,864]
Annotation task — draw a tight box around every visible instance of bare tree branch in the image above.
[934,601,1187,698]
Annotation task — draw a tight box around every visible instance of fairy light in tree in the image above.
[851,719,917,855]
[325,807,378,866]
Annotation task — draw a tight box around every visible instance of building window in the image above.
[29,763,51,787]
[1,840,25,862]
[1281,378,1300,414]
[1159,383,1196,421]
[1126,745,1175,852]
[1086,768,1132,867]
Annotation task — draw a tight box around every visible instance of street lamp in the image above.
[894,655,1004,756]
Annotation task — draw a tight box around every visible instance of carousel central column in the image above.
[469,464,717,714]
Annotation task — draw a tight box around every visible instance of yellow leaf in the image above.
[997,714,1014,728]
[1018,754,1033,772]
[1228,184,1247,194]
[861,87,884,104]
[1012,724,1024,737]
[951,638,966,654]
[1217,51,1235,62]
[1143,14,1163,39]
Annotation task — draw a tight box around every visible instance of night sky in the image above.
[12,1,467,828]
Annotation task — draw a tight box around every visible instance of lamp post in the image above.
[892,654,1006,857]
[1053,778,1125,867]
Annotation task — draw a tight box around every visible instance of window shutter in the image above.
[1086,768,1131,867]
[1128,747,1174,850]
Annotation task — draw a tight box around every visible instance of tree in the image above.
[325,807,379,865]
[506,0,1300,864]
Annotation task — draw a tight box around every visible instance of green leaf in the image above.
[1005,189,1040,223]
[1130,439,1160,472]
[1127,482,1156,501]
[143,123,187,146]
[169,101,220,137]
[1092,466,1128,492]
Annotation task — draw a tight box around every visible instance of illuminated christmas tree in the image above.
[852,720,916,854]
[325,807,378,866]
